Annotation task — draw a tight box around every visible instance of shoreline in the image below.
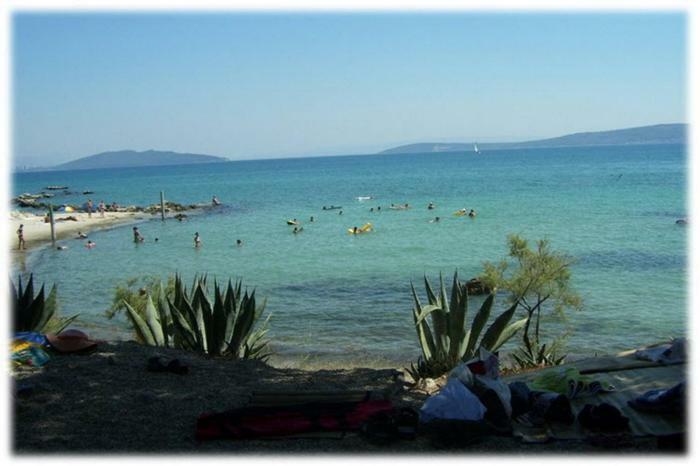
[9,210,155,254]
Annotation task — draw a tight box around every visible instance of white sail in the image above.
[474,143,480,153]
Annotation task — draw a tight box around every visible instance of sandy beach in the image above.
[9,210,155,252]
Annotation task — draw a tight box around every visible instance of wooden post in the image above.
[160,191,166,221]
[49,204,56,247]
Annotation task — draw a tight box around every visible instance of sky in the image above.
[12,12,686,166]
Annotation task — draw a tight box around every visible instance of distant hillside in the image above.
[380,123,687,154]
[55,150,228,170]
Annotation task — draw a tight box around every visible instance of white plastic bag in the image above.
[419,378,487,423]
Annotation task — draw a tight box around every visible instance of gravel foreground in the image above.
[12,341,667,455]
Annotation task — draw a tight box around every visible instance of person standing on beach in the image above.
[86,199,94,218]
[194,232,201,247]
[98,200,106,217]
[17,224,26,250]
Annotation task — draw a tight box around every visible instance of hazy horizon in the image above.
[13,13,686,166]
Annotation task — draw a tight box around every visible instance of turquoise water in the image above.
[12,145,687,365]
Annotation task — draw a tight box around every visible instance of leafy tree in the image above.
[480,234,582,368]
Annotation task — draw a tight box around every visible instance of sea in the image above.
[12,144,687,367]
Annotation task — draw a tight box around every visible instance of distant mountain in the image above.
[379,123,687,154]
[54,150,228,170]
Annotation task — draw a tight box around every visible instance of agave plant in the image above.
[124,274,271,360]
[408,272,527,379]
[11,274,78,333]
[511,335,568,369]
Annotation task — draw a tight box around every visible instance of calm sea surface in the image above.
[12,145,687,365]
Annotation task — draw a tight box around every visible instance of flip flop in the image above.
[147,357,189,375]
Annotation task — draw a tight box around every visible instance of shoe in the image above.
[578,403,629,433]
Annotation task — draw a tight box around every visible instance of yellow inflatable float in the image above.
[453,209,467,217]
[348,223,373,234]
[287,219,299,225]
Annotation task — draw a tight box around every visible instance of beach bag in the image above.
[450,348,512,418]
[419,378,486,423]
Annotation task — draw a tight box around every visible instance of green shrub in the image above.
[480,234,582,369]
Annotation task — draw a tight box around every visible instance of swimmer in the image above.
[353,226,359,234]
[194,232,201,247]
[133,226,145,243]
[236,239,243,246]
[85,240,95,249]
[154,238,159,242]
[428,202,435,210]
[339,210,343,215]
[293,227,304,234]
[212,195,220,206]
[310,216,314,222]
[370,207,374,212]
[430,216,440,223]
[56,245,67,250]
[468,209,477,218]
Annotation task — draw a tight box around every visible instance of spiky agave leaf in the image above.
[478,301,519,351]
[124,301,157,346]
[464,293,494,359]
[411,282,436,361]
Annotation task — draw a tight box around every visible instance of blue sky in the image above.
[13,13,686,165]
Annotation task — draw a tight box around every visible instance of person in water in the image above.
[212,195,220,206]
[468,209,477,218]
[17,224,26,250]
[310,216,314,222]
[353,226,359,234]
[194,232,201,247]
[77,231,88,239]
[370,207,374,212]
[154,238,159,242]
[133,226,144,243]
[236,239,243,246]
[377,206,381,211]
[86,240,95,249]
[428,202,435,210]
[338,210,343,215]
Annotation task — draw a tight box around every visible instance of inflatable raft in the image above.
[348,223,373,234]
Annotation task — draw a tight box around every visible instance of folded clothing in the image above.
[634,339,686,364]
[530,367,614,399]
[196,399,394,440]
[628,382,685,414]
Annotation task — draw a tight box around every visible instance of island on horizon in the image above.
[379,123,687,155]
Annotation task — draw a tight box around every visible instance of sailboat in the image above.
[473,143,480,154]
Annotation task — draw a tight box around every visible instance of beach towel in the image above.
[196,399,394,441]
[11,339,50,368]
